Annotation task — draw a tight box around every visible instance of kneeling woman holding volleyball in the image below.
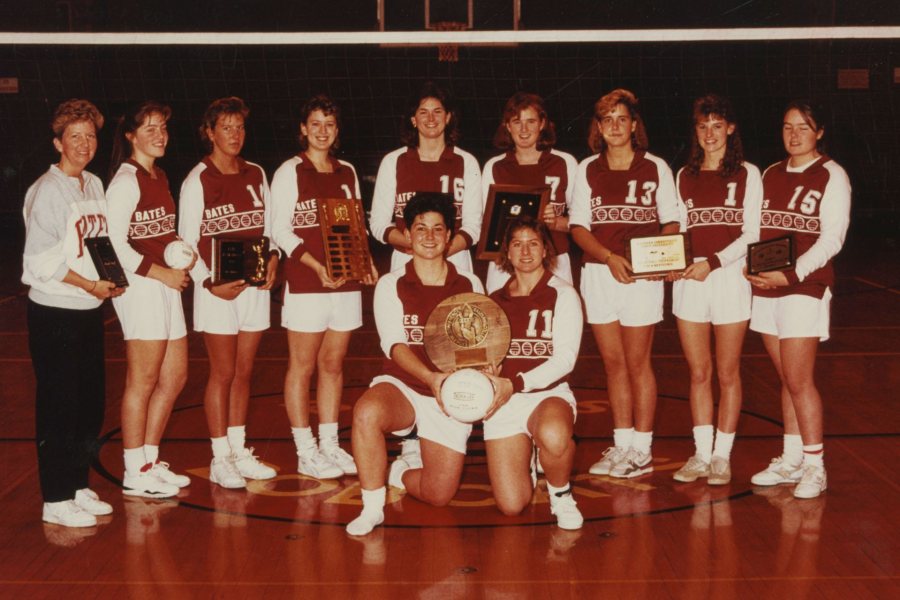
[107,101,194,498]
[346,193,484,536]
[483,216,584,530]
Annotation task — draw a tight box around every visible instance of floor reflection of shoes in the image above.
[546,528,583,561]
[609,486,651,515]
[43,522,97,547]
[123,496,178,545]
[350,526,386,565]
[210,485,249,529]
[752,484,795,509]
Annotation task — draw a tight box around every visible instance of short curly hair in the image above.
[52,99,104,138]
[199,96,249,153]
[298,94,342,153]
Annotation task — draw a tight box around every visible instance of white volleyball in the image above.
[441,368,494,424]
[164,239,194,269]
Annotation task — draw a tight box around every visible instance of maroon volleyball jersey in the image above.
[178,157,269,284]
[676,162,762,270]
[755,156,851,299]
[106,159,178,276]
[482,149,577,254]
[374,262,484,395]
[569,151,681,262]
[270,154,362,294]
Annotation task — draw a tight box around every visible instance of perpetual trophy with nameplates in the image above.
[317,198,374,281]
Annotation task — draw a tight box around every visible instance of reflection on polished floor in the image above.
[0,240,898,598]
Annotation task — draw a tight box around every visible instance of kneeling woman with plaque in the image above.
[671,95,763,486]
[745,101,851,499]
[271,95,375,481]
[178,97,279,489]
[483,217,584,530]
[569,89,682,479]
[107,101,193,497]
[346,194,485,536]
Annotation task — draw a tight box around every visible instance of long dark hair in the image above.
[686,94,744,177]
[108,100,171,182]
[399,82,460,147]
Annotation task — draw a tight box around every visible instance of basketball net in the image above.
[433,21,467,62]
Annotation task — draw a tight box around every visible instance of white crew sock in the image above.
[783,434,803,466]
[613,427,634,449]
[693,425,714,462]
[319,422,339,449]
[632,430,653,455]
[712,430,736,460]
[346,487,386,536]
[227,426,246,453]
[802,443,824,468]
[144,444,159,464]
[211,436,232,459]
[123,447,146,476]
[292,427,317,456]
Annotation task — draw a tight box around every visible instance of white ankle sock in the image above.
[632,431,653,455]
[693,425,714,462]
[211,436,231,459]
[123,447,146,476]
[319,422,339,449]
[802,443,824,468]
[613,427,634,449]
[783,434,803,465]
[712,430,736,459]
[227,426,246,453]
[346,487,386,536]
[292,427,317,455]
[143,444,159,464]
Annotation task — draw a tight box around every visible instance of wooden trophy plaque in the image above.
[211,237,269,286]
[424,292,511,372]
[317,198,374,281]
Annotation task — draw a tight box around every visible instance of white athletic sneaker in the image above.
[708,457,732,486]
[123,471,179,498]
[321,445,358,476]
[400,438,423,469]
[609,448,654,479]
[549,488,584,530]
[750,456,803,486]
[793,465,827,499]
[150,461,191,488]
[346,509,385,536]
[233,448,277,480]
[588,446,628,476]
[43,500,97,528]
[74,488,113,516]
[673,455,710,483]
[388,457,412,490]
[210,456,246,489]
[297,449,343,480]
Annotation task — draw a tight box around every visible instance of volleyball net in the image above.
[1,23,898,221]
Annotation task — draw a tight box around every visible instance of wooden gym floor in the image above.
[0,226,897,599]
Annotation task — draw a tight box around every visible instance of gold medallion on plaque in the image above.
[424,292,511,372]
[317,198,374,281]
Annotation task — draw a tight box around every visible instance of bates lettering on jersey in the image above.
[291,198,319,229]
[201,208,265,236]
[128,212,175,239]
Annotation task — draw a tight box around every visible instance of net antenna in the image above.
[377,0,520,61]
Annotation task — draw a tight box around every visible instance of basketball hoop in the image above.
[433,21,467,62]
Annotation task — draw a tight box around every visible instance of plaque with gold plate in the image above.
[317,198,374,281]
[747,235,795,275]
[424,292,511,373]
[476,184,550,261]
[211,237,270,286]
[624,233,692,279]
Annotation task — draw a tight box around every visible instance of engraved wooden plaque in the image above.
[424,292,511,373]
[747,235,795,275]
[317,198,374,281]
[476,184,550,261]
